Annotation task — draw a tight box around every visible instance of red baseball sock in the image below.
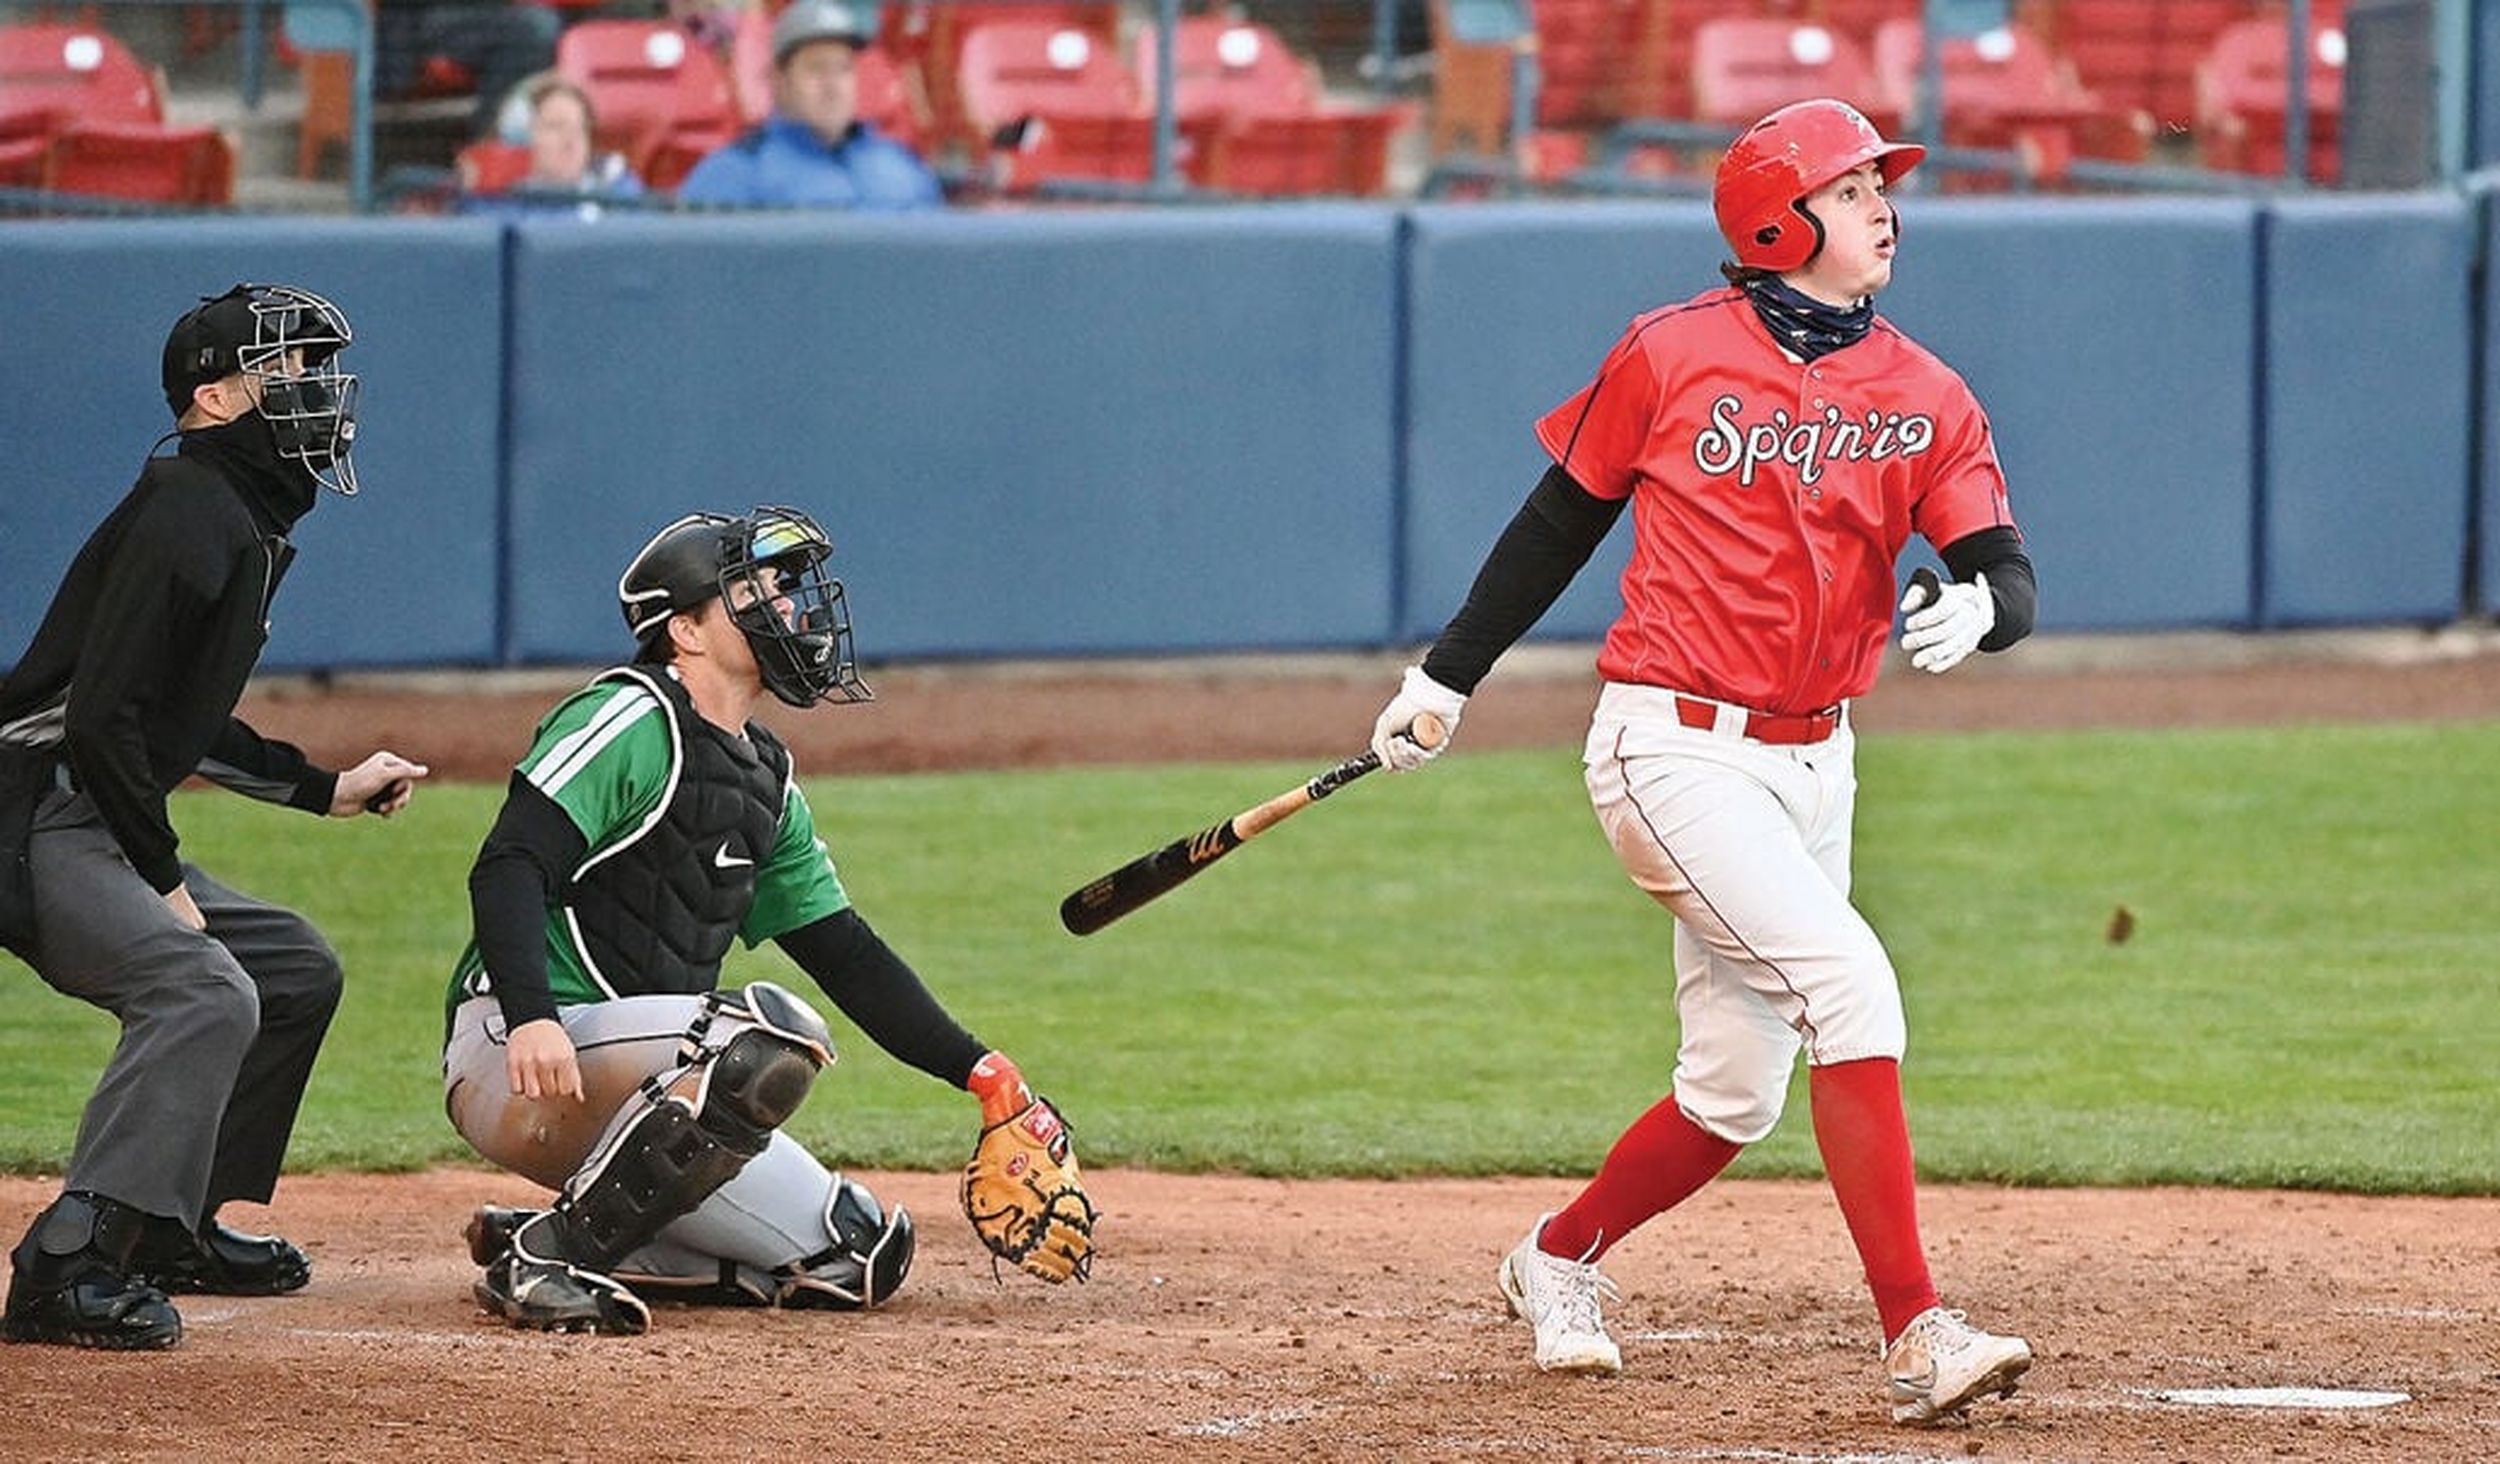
[1541,1093,1742,1262]
[1809,1057,1938,1343]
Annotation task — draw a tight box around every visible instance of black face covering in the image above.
[180,411,320,530]
[1738,274,1874,363]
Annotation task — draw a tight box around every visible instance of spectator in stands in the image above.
[464,74,646,217]
[376,0,563,138]
[674,0,939,209]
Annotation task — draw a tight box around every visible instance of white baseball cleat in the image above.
[1495,1213,1623,1375]
[1884,1306,2031,1424]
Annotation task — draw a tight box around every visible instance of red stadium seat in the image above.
[894,1,1118,156]
[0,102,54,146]
[1688,17,1885,131]
[1193,109,1401,196]
[1137,16,1320,121]
[1810,0,1920,44]
[1637,0,1806,122]
[44,119,233,205]
[1134,18,1402,197]
[0,21,163,136]
[1532,0,1640,127]
[2035,0,2252,134]
[556,19,739,168]
[1870,18,2147,184]
[957,19,1153,189]
[0,131,47,187]
[2196,13,2344,182]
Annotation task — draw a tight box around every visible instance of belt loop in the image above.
[1712,702,1746,738]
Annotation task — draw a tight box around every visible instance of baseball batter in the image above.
[1368,100,2038,1425]
[443,507,1090,1334]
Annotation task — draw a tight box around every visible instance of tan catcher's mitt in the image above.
[961,1095,1096,1282]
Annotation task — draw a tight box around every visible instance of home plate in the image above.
[2142,1387,2410,1410]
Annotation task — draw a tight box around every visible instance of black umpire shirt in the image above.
[0,417,338,896]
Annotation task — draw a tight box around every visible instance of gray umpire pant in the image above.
[21,783,342,1227]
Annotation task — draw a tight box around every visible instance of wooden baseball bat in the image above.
[1058,712,1445,936]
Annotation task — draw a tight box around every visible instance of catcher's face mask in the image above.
[723,507,872,709]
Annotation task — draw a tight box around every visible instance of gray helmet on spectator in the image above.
[772,0,872,64]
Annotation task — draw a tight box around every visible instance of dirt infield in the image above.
[2,1171,2495,1463]
[5,636,2498,1462]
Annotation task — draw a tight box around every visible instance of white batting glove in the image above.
[1369,665,1466,772]
[1899,570,1995,675]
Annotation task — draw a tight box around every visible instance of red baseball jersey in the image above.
[1536,286,2017,714]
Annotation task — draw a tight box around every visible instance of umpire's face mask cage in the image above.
[724,506,873,709]
[238,285,362,497]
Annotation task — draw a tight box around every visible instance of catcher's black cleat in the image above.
[133,1218,312,1297]
[473,1231,651,1336]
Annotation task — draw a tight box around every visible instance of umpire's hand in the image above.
[330,751,430,817]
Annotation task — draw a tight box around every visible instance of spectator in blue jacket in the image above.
[674,0,940,210]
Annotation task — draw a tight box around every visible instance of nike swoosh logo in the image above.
[714,844,754,870]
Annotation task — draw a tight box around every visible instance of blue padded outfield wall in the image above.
[2483,194,2500,614]
[1401,204,1720,643]
[2259,195,2472,625]
[503,209,1398,663]
[0,196,2489,674]
[1882,199,2263,629]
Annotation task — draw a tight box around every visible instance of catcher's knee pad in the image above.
[548,984,835,1269]
[691,982,832,1150]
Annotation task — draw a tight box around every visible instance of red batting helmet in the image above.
[1712,99,1925,274]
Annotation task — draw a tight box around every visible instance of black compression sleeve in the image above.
[775,909,988,1086]
[1939,526,2038,652]
[1421,463,1627,694]
[467,774,586,1031]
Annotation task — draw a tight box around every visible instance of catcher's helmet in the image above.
[1712,99,1924,274]
[617,506,872,708]
[162,283,362,495]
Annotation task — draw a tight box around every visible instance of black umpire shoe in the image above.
[132,1217,312,1297]
[1,1268,183,1351]
[2,1192,182,1351]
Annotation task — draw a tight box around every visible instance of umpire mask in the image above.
[619,506,873,708]
[165,284,362,495]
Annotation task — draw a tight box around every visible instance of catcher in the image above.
[441,506,1093,1334]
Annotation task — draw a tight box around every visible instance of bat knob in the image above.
[1408,711,1447,750]
[1903,566,1942,614]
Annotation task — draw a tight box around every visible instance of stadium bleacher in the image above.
[0,0,2416,211]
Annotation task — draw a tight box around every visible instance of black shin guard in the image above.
[536,988,830,1271]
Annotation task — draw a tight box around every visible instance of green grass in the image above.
[3,719,2495,1193]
